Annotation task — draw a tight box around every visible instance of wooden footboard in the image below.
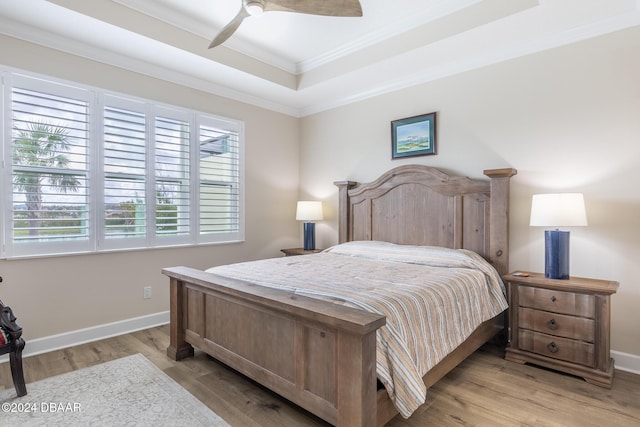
[163,266,386,427]
[164,266,504,427]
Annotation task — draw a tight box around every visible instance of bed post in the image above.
[483,168,517,276]
[167,276,194,360]
[336,329,378,426]
[334,180,357,244]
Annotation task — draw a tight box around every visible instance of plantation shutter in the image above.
[154,108,191,242]
[1,70,244,258]
[5,74,91,257]
[198,116,243,243]
[102,96,147,247]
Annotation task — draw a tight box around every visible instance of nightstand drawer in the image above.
[519,286,594,318]
[519,329,595,367]
[518,307,594,342]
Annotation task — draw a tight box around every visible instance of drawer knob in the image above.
[547,342,559,353]
[547,318,559,330]
[550,295,557,303]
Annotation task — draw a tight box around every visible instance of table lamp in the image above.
[529,193,588,279]
[296,201,323,251]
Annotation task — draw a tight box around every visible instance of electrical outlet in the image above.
[143,286,152,299]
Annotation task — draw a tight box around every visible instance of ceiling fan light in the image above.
[245,1,264,16]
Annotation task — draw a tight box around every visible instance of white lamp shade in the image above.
[530,193,588,227]
[296,201,323,221]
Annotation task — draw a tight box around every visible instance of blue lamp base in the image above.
[545,230,570,279]
[303,222,316,251]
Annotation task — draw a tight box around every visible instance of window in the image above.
[1,71,243,258]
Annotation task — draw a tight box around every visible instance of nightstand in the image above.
[280,248,323,256]
[503,272,619,388]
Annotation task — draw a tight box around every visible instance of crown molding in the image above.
[112,0,298,74]
[296,0,482,74]
[299,9,640,116]
[0,17,300,117]
[2,6,638,119]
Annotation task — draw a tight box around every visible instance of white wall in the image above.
[300,27,640,358]
[0,36,301,340]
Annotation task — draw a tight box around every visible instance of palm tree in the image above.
[12,121,81,236]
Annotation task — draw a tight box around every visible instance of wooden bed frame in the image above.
[163,164,517,426]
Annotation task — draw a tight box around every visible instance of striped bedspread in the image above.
[206,241,508,418]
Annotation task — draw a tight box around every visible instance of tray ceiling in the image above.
[1,0,639,116]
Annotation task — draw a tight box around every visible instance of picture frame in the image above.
[391,112,437,159]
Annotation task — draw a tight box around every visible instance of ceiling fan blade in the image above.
[264,0,362,17]
[208,6,250,48]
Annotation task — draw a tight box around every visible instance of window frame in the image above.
[1,69,244,259]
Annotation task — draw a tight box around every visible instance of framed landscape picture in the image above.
[391,112,437,159]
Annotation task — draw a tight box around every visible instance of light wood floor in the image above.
[1,325,639,426]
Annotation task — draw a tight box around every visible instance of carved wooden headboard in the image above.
[334,165,517,275]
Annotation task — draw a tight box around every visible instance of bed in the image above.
[163,164,517,426]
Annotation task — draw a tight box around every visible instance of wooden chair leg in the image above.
[0,298,27,397]
[9,337,26,397]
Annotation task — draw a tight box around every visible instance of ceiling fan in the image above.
[209,0,363,48]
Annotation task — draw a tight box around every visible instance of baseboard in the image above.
[612,350,640,375]
[0,311,169,363]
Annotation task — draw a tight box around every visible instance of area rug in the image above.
[0,353,229,426]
